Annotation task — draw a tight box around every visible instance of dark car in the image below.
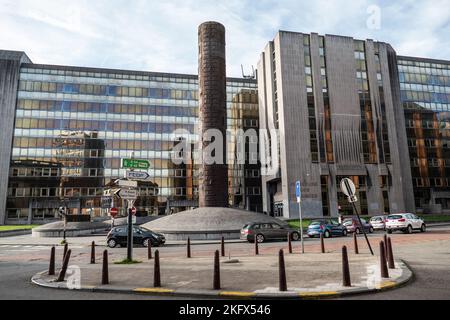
[107,226,165,248]
[240,222,301,243]
[343,217,374,234]
[307,219,348,238]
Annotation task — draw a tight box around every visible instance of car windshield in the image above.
[388,215,403,220]
[310,221,322,226]
[343,219,352,225]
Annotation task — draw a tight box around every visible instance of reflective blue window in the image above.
[107,86,117,96]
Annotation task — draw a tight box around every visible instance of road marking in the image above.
[134,288,174,294]
[377,281,396,289]
[299,291,339,297]
[219,291,256,297]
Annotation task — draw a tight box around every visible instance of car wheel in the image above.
[387,229,393,234]
[355,228,361,235]
[107,239,117,248]
[143,238,150,248]
[407,225,413,234]
[421,224,426,233]
[291,232,300,241]
[342,229,348,237]
[369,227,374,234]
[256,234,265,243]
[324,230,331,238]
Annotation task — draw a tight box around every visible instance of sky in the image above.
[0,0,449,77]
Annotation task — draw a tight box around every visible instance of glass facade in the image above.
[399,57,450,212]
[6,64,260,223]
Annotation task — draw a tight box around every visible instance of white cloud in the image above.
[0,0,448,77]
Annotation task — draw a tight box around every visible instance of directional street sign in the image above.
[122,158,151,170]
[126,170,151,181]
[296,181,302,203]
[118,189,138,200]
[340,178,356,198]
[117,179,138,188]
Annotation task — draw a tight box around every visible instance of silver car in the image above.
[370,216,387,231]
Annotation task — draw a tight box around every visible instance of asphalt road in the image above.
[0,226,449,300]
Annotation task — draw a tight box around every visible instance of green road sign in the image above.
[121,158,151,170]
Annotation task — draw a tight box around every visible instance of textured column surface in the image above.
[198,21,228,208]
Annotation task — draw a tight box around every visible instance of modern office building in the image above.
[0,50,260,225]
[398,56,450,214]
[257,31,415,219]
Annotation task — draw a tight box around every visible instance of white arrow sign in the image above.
[117,180,138,188]
[126,171,151,181]
[118,189,138,200]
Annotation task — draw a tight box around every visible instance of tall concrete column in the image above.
[198,22,228,208]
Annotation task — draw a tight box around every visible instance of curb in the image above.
[31,259,413,300]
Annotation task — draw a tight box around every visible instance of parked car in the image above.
[107,226,166,248]
[307,219,348,238]
[370,216,388,231]
[343,217,374,234]
[240,222,301,243]
[386,213,426,234]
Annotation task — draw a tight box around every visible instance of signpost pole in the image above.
[126,199,133,261]
[342,178,374,256]
[351,202,374,256]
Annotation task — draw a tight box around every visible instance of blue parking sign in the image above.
[296,181,301,203]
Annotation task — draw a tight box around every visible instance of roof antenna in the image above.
[241,64,256,80]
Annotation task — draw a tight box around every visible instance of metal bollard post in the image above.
[384,234,388,256]
[288,233,293,254]
[102,250,109,285]
[63,243,68,262]
[56,249,71,282]
[221,236,225,257]
[148,241,152,260]
[387,237,395,269]
[255,238,259,255]
[90,241,96,264]
[154,250,161,288]
[321,234,325,254]
[353,232,359,254]
[380,241,389,278]
[49,246,55,276]
[342,246,351,287]
[279,249,287,292]
[187,238,191,259]
[213,250,221,290]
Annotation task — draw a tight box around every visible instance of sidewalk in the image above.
[32,251,413,299]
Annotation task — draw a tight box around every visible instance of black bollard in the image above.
[187,238,191,259]
[221,237,225,257]
[148,241,153,260]
[384,234,388,256]
[320,233,325,253]
[288,233,293,254]
[102,250,109,285]
[213,250,221,290]
[49,246,55,276]
[255,238,259,255]
[56,249,71,282]
[90,241,96,264]
[353,232,359,255]
[387,237,395,269]
[63,243,68,262]
[154,250,161,288]
[380,241,389,278]
[279,249,287,292]
[342,246,351,287]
